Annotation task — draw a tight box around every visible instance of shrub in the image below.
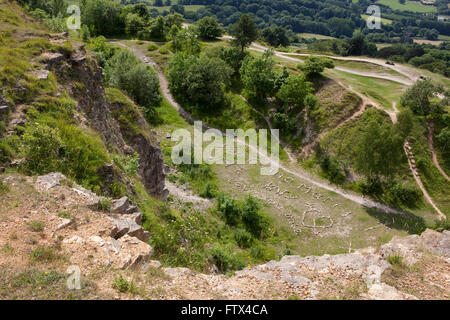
[241,196,270,239]
[233,228,253,248]
[199,182,216,199]
[430,218,450,232]
[319,154,346,184]
[0,181,9,194]
[22,123,64,174]
[112,275,129,293]
[159,47,169,54]
[250,244,276,261]
[211,245,245,272]
[386,255,403,266]
[57,211,72,219]
[27,221,44,232]
[217,194,241,226]
[105,50,161,110]
[147,43,158,51]
[98,197,111,212]
[384,182,422,207]
[113,152,140,176]
[29,247,60,262]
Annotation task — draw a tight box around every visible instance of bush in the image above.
[211,245,245,272]
[98,197,111,212]
[105,50,161,110]
[386,255,404,266]
[27,221,44,232]
[241,196,270,239]
[22,124,64,174]
[233,228,254,248]
[29,247,60,263]
[147,43,158,51]
[429,218,450,232]
[112,275,129,293]
[250,244,276,261]
[113,152,140,176]
[159,47,169,54]
[319,154,346,184]
[217,194,241,226]
[199,182,216,199]
[384,182,422,208]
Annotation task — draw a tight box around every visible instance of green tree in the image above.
[400,79,446,116]
[231,14,258,52]
[51,0,65,17]
[298,56,334,78]
[22,124,64,173]
[168,54,233,108]
[240,50,276,100]
[105,50,160,109]
[148,16,167,41]
[171,27,200,55]
[354,120,403,178]
[165,12,184,29]
[196,16,223,40]
[261,26,290,47]
[395,109,414,139]
[436,126,450,156]
[123,65,161,110]
[82,0,123,36]
[277,74,314,110]
[219,46,248,77]
[125,13,144,36]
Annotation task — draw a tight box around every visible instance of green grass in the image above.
[329,69,406,109]
[332,59,407,79]
[377,0,437,13]
[438,34,450,41]
[0,267,96,299]
[297,33,336,40]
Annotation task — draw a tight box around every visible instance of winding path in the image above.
[427,120,450,182]
[113,40,414,216]
[238,40,446,219]
[247,42,416,85]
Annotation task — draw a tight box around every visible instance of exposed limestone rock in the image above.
[55,218,73,231]
[62,44,166,198]
[366,283,418,300]
[111,197,130,214]
[36,173,99,206]
[38,52,64,69]
[164,267,192,279]
[0,105,9,115]
[379,229,450,266]
[31,70,50,80]
[110,217,150,243]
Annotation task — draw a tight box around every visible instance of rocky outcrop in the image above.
[32,173,154,270]
[155,229,450,300]
[42,42,166,198]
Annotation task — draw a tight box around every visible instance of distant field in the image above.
[297,33,335,40]
[438,34,450,41]
[361,14,393,25]
[377,0,438,13]
[413,38,443,46]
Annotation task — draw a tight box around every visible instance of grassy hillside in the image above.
[377,0,438,13]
